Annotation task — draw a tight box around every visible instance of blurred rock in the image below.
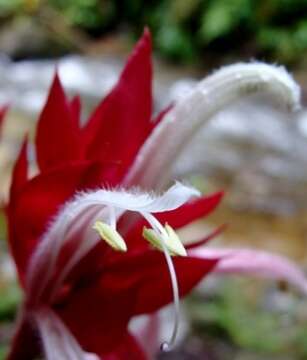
[0,55,121,116]
[1,55,307,243]
[0,16,74,59]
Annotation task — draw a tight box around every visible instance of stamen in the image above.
[141,212,181,351]
[143,225,187,257]
[93,221,127,252]
[164,223,187,257]
[143,227,165,251]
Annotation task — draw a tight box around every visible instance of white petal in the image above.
[189,247,307,295]
[74,182,199,213]
[124,62,301,190]
[130,313,160,359]
[35,307,99,360]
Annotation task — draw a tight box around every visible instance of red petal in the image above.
[83,29,152,178]
[70,95,81,127]
[56,251,216,354]
[103,333,147,360]
[9,138,28,202]
[102,251,218,315]
[150,104,173,131]
[35,73,81,172]
[57,251,216,354]
[6,139,29,282]
[8,161,112,282]
[186,224,227,250]
[156,191,224,227]
[57,280,139,355]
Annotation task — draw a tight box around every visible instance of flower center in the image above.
[93,206,185,352]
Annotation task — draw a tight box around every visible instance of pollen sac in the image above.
[93,221,127,252]
[143,227,163,251]
[164,223,187,257]
[143,225,187,257]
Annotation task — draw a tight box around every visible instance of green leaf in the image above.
[0,282,21,322]
[156,24,196,62]
[199,0,251,44]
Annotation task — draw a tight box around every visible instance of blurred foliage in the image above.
[187,278,307,359]
[0,346,8,360]
[1,0,307,64]
[0,211,6,242]
[0,209,19,322]
[49,0,117,34]
[0,282,21,322]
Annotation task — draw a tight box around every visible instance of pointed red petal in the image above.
[35,73,81,171]
[150,104,173,131]
[83,29,152,177]
[186,224,227,249]
[70,95,81,127]
[156,191,223,227]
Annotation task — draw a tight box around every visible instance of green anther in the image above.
[143,225,187,257]
[142,227,163,251]
[93,221,127,252]
[164,224,187,257]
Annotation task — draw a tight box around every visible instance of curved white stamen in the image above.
[141,212,180,351]
[124,62,301,190]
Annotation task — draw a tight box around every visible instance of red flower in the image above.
[3,30,307,360]
[5,31,221,360]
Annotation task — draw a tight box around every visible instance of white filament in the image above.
[141,212,180,351]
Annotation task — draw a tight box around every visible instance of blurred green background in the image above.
[2,0,307,66]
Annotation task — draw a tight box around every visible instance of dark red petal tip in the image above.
[83,28,153,178]
[35,73,81,172]
[10,137,29,202]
